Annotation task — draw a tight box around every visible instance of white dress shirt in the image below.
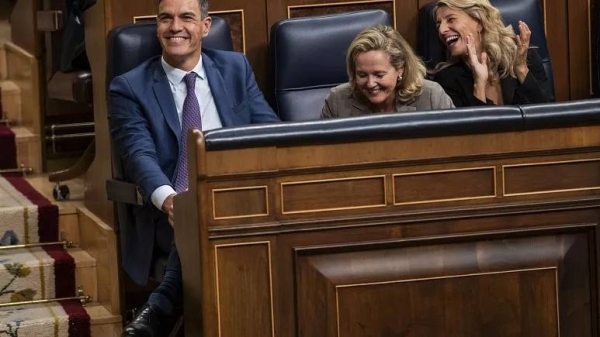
[151,56,223,211]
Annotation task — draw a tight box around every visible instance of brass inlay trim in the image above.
[133,10,246,54]
[334,267,559,337]
[212,185,269,220]
[214,241,275,337]
[502,158,600,197]
[392,166,497,206]
[280,175,387,215]
[132,15,155,23]
[0,293,90,308]
[287,0,397,30]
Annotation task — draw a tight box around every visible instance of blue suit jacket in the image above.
[108,49,279,285]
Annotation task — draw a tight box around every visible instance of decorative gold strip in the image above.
[45,302,59,337]
[24,206,29,243]
[287,0,396,29]
[280,175,387,215]
[0,294,90,308]
[502,158,600,197]
[212,185,269,220]
[0,241,73,251]
[132,15,155,23]
[392,166,497,206]
[209,9,246,54]
[334,266,560,337]
[39,251,46,299]
[214,241,275,337]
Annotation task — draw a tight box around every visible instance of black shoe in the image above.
[121,303,164,337]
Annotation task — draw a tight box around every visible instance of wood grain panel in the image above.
[393,167,496,205]
[295,232,591,337]
[337,269,557,337]
[281,175,386,214]
[213,186,269,219]
[544,0,570,101]
[288,0,395,27]
[568,0,592,99]
[210,10,245,53]
[504,159,600,196]
[215,242,274,337]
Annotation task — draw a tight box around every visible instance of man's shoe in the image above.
[121,303,163,337]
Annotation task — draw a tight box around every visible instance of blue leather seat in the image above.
[105,17,233,283]
[270,10,392,121]
[417,0,555,101]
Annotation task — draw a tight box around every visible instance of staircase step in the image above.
[11,125,41,173]
[87,303,123,337]
[24,175,85,244]
[0,79,21,122]
[70,248,97,303]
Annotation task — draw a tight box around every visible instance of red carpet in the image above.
[0,124,17,170]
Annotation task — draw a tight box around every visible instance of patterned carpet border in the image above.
[1,176,59,244]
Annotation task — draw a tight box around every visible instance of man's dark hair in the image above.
[158,0,209,18]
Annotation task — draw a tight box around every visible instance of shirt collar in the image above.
[160,56,206,86]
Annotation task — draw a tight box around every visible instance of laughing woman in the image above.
[321,25,453,119]
[432,0,551,107]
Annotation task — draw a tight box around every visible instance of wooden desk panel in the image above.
[175,126,600,337]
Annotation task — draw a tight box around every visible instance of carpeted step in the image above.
[0,246,74,304]
[0,80,20,123]
[0,300,90,336]
[11,126,41,174]
[0,175,58,245]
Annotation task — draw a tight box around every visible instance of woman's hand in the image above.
[466,33,488,102]
[514,21,531,83]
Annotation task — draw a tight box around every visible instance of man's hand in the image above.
[162,193,176,227]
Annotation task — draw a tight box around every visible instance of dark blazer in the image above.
[108,48,279,285]
[432,48,551,107]
[321,80,454,119]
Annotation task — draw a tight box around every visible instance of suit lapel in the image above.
[202,52,235,127]
[152,61,180,146]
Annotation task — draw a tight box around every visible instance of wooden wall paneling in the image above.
[568,0,592,99]
[10,0,42,57]
[544,0,570,101]
[107,0,157,29]
[83,0,113,226]
[209,1,270,94]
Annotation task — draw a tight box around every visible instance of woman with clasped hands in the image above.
[432,0,551,107]
[321,25,454,119]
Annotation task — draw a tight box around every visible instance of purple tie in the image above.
[174,72,202,193]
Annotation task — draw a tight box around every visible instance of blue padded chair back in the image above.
[106,16,233,87]
[417,0,555,101]
[270,10,393,121]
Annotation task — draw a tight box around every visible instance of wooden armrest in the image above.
[106,179,143,205]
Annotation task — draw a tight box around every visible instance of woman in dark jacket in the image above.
[432,0,551,107]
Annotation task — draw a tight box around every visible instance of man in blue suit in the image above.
[108,0,279,335]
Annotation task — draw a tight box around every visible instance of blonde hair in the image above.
[434,0,517,81]
[346,25,427,103]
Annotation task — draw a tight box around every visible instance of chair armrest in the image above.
[106,179,143,205]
